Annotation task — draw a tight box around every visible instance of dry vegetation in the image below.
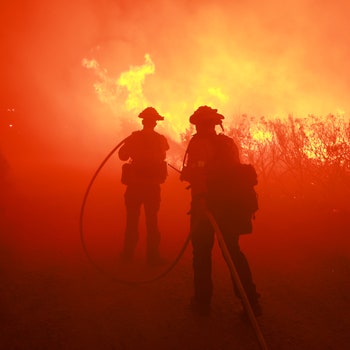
[214,114,350,215]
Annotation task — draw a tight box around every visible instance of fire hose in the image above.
[206,211,269,350]
[80,137,268,350]
[79,138,191,285]
[169,162,268,348]
[79,139,269,349]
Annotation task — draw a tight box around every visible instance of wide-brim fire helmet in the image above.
[138,107,164,121]
[189,106,224,130]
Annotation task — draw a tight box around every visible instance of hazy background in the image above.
[1,3,350,349]
[2,0,350,166]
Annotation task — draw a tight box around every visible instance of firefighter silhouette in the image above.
[181,106,261,316]
[118,107,169,265]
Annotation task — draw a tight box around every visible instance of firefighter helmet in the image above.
[189,105,224,125]
[138,107,164,121]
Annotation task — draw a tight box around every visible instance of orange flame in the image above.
[83,54,349,166]
[82,53,234,143]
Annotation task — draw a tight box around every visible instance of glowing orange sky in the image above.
[2,0,350,162]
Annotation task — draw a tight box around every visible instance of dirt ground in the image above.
[1,162,349,350]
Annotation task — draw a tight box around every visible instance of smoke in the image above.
[1,3,349,324]
[2,0,350,165]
